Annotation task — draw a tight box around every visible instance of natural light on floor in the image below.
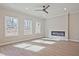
[25,45,45,52]
[0,53,5,56]
[42,38,50,40]
[13,43,45,52]
[13,43,32,48]
[32,40,56,44]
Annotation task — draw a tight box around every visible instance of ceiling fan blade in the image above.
[45,5,50,9]
[34,9,43,11]
[44,10,48,14]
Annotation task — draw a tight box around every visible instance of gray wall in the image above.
[45,13,68,41]
[0,7,45,45]
[69,12,79,42]
[0,6,79,45]
[45,12,79,42]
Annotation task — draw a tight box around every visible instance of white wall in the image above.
[45,13,68,41]
[69,12,79,42]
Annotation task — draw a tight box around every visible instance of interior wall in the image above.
[69,12,79,42]
[0,7,45,45]
[45,13,68,41]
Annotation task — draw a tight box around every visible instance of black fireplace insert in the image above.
[51,31,65,36]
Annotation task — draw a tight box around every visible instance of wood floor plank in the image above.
[0,40,79,56]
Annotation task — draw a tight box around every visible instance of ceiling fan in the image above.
[34,5,50,14]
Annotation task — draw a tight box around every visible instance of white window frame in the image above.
[35,21,41,34]
[5,16,18,36]
[24,19,32,35]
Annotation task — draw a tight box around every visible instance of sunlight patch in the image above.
[13,43,32,48]
[32,40,43,42]
[42,38,49,40]
[25,45,45,52]
[0,53,5,56]
[42,41,56,44]
[32,40,56,44]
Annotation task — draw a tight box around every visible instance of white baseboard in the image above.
[0,37,43,46]
[70,39,79,42]
[42,38,68,41]
[0,39,29,46]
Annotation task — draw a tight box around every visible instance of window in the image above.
[35,22,41,34]
[24,19,32,35]
[5,16,18,36]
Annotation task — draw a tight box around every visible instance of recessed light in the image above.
[64,8,67,11]
[25,8,29,10]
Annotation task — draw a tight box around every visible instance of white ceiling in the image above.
[0,3,79,19]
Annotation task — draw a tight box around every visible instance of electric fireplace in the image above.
[51,31,65,36]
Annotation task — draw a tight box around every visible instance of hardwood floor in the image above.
[0,39,79,56]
